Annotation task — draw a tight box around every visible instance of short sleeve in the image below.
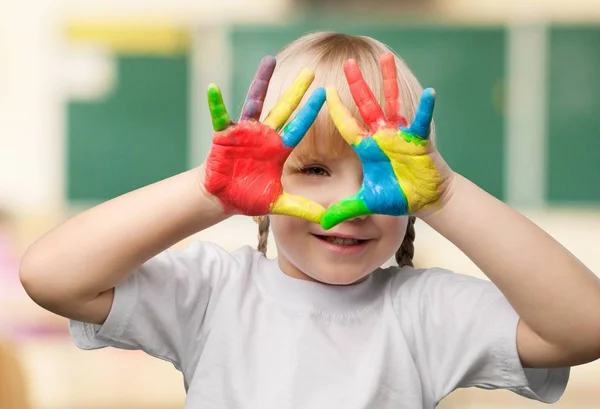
[390,267,570,404]
[69,241,239,378]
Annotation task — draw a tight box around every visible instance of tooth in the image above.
[324,236,359,245]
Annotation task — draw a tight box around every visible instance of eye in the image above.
[301,165,330,177]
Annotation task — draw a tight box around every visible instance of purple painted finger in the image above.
[240,55,277,122]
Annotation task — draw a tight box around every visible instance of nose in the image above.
[321,178,363,209]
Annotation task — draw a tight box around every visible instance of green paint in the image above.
[207,83,231,132]
[401,131,428,147]
[321,196,371,230]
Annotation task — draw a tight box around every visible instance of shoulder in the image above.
[148,240,262,269]
[136,241,265,290]
[380,265,500,311]
[384,264,492,291]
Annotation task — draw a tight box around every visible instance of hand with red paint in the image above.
[204,56,327,223]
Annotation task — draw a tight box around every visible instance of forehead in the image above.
[287,108,356,163]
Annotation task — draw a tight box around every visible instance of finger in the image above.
[344,59,386,133]
[281,87,325,148]
[380,53,407,127]
[320,195,371,230]
[407,88,436,139]
[270,192,325,224]
[207,83,232,132]
[263,68,315,131]
[325,87,366,146]
[240,55,276,122]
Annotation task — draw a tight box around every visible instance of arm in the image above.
[21,57,326,327]
[422,173,600,368]
[323,53,599,369]
[20,167,225,325]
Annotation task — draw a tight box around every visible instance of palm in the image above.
[204,56,326,222]
[350,134,409,215]
[206,122,290,215]
[321,53,445,230]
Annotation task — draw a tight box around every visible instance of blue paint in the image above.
[281,87,326,148]
[403,88,436,138]
[352,138,409,215]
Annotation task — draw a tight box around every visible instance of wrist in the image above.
[414,170,459,223]
[197,164,227,209]
[185,166,232,229]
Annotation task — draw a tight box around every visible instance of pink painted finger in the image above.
[380,53,407,127]
[343,59,386,133]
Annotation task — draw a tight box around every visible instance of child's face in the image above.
[271,143,408,284]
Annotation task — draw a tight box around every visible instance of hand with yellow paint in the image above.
[321,53,452,230]
[204,56,327,223]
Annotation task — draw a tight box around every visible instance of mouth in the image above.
[313,235,368,246]
[311,233,372,257]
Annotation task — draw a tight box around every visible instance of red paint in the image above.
[343,54,409,130]
[344,59,386,132]
[380,53,407,127]
[205,121,291,215]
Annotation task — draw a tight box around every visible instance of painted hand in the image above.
[204,56,326,223]
[321,53,449,230]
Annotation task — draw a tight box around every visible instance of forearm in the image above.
[20,166,227,304]
[422,173,600,349]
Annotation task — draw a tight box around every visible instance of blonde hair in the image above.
[257,31,426,267]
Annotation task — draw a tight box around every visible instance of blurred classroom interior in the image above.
[1,0,600,408]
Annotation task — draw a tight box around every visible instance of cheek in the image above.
[374,215,409,252]
[270,215,304,246]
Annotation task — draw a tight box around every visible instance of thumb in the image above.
[320,194,371,230]
[270,192,325,223]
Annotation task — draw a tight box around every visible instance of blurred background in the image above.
[1,0,600,408]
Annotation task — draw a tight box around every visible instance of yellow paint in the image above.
[270,191,325,223]
[66,21,189,55]
[264,68,315,131]
[325,87,364,145]
[373,129,444,213]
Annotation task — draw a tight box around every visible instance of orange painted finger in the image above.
[343,59,386,133]
[380,53,406,127]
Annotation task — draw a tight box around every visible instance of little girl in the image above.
[20,31,600,408]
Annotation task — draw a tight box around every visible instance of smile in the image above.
[314,235,365,246]
[312,234,372,255]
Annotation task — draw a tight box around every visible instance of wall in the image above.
[2,0,600,218]
[438,0,600,22]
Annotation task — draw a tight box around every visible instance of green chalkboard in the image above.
[548,26,600,204]
[67,55,189,202]
[230,23,506,199]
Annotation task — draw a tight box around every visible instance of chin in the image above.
[308,267,371,286]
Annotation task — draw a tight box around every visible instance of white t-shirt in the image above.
[70,241,569,408]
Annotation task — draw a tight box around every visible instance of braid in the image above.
[395,216,416,267]
[256,216,270,256]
